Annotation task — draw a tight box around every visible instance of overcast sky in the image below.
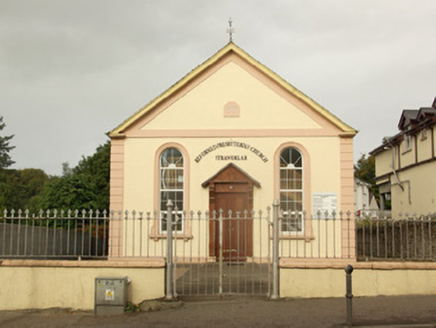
[1,0,436,176]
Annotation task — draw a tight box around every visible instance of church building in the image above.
[108,42,356,258]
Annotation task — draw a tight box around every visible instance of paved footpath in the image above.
[1,295,436,328]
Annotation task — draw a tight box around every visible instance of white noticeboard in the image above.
[312,193,337,217]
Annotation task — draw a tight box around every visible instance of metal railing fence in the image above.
[0,209,108,259]
[356,211,436,261]
[1,208,436,262]
[279,210,354,259]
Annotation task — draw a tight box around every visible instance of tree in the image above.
[73,141,110,210]
[354,154,379,203]
[37,141,110,211]
[0,168,49,211]
[0,116,15,168]
[37,174,99,211]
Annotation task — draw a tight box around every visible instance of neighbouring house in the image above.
[107,42,357,259]
[370,97,436,217]
[354,178,379,215]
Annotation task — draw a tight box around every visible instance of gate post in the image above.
[219,208,224,296]
[271,199,280,299]
[166,200,174,300]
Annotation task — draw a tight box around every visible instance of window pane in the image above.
[281,214,302,232]
[161,211,183,232]
[290,170,302,189]
[160,191,183,210]
[280,169,302,190]
[280,148,302,168]
[174,213,183,231]
[280,191,303,212]
[280,169,289,189]
[161,212,168,231]
[160,168,183,189]
[161,148,184,167]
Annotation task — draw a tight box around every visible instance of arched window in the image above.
[279,147,303,232]
[160,148,184,232]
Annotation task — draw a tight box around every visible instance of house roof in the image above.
[398,110,419,130]
[371,98,436,156]
[417,107,436,121]
[108,42,357,138]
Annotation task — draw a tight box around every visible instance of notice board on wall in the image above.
[312,192,337,218]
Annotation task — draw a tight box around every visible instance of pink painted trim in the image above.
[151,142,191,239]
[110,139,125,212]
[340,137,355,259]
[109,139,125,257]
[126,129,339,138]
[274,142,312,241]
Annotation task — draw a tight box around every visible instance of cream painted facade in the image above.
[108,42,356,259]
[371,99,436,217]
[122,136,341,211]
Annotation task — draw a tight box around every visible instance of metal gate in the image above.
[165,201,279,298]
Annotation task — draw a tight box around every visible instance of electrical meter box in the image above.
[95,277,129,315]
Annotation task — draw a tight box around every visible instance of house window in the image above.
[159,148,184,232]
[404,134,412,152]
[421,128,427,140]
[279,148,303,232]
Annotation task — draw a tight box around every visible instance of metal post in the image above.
[271,199,280,300]
[166,200,174,300]
[345,264,354,327]
[219,209,223,296]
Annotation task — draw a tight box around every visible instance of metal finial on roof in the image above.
[227,17,235,42]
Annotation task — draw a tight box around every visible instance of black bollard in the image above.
[345,265,354,327]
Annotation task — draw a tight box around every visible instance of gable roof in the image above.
[108,42,357,138]
[371,97,436,156]
[417,107,436,121]
[398,109,419,130]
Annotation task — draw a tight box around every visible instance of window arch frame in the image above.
[153,143,191,238]
[274,142,312,240]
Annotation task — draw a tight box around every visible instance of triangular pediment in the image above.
[109,42,356,138]
[202,163,261,188]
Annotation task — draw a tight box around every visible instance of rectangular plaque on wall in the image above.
[312,193,337,218]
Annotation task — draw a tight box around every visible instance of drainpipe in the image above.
[384,138,404,191]
[391,180,412,205]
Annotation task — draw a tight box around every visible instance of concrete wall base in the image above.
[280,264,436,298]
[0,260,165,311]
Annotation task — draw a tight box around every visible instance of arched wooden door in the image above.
[202,163,261,262]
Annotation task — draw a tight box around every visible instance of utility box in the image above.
[95,277,129,316]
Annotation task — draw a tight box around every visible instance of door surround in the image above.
[202,163,261,260]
